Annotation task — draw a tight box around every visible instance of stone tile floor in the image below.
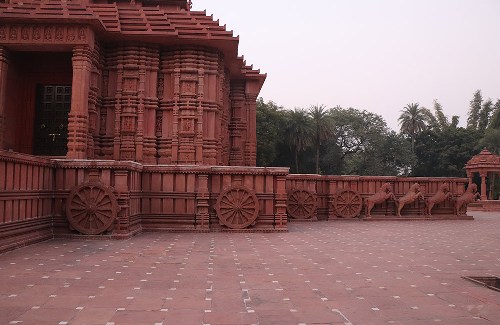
[1,211,499,325]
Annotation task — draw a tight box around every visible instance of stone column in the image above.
[67,46,92,159]
[244,93,258,166]
[480,172,487,201]
[229,81,245,166]
[466,170,473,185]
[0,47,8,150]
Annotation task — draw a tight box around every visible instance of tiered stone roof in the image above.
[466,148,500,170]
[0,0,265,84]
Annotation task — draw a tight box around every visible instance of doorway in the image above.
[33,85,71,156]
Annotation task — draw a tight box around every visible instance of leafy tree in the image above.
[479,128,500,155]
[285,109,312,173]
[377,131,416,176]
[323,107,413,175]
[478,99,493,132]
[467,90,482,130]
[256,98,288,167]
[398,103,434,152]
[479,99,500,155]
[433,100,449,130]
[308,105,331,174]
[487,99,500,129]
[413,127,481,177]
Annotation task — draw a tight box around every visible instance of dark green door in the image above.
[33,85,71,156]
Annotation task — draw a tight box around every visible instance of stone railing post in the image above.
[196,174,210,230]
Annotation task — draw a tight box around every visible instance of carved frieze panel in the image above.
[155,112,163,137]
[123,78,138,92]
[121,151,135,160]
[99,111,107,135]
[181,80,196,95]
[180,73,198,96]
[121,116,136,134]
[180,118,195,135]
[0,24,93,46]
[157,75,164,98]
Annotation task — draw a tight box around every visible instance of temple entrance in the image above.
[33,85,71,156]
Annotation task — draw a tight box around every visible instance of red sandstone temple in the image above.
[0,0,264,165]
[0,0,477,253]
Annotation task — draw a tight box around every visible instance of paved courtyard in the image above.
[1,212,499,325]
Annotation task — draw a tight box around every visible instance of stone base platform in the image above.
[362,215,474,221]
[468,200,500,211]
[0,211,498,325]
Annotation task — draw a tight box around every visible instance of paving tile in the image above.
[203,311,258,325]
[69,307,117,325]
[110,310,165,323]
[163,309,205,325]
[0,211,499,324]
[16,307,77,323]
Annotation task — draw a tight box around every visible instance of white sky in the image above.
[192,0,500,131]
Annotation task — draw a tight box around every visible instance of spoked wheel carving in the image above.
[333,189,362,218]
[287,189,317,219]
[215,186,259,229]
[66,182,118,235]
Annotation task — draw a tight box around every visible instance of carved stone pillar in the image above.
[244,93,258,166]
[480,172,487,201]
[229,80,245,166]
[68,46,92,159]
[0,47,8,150]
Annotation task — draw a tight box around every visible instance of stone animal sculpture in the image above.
[454,183,481,216]
[365,183,395,218]
[396,183,424,216]
[425,183,452,216]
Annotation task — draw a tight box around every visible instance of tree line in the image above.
[256,90,500,180]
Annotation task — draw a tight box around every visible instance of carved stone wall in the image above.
[159,47,221,164]
[100,44,160,163]
[287,175,468,220]
[0,151,54,253]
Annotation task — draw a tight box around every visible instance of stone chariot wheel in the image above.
[286,189,317,219]
[66,182,118,235]
[333,188,362,218]
[215,186,259,229]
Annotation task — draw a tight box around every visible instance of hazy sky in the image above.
[192,0,500,131]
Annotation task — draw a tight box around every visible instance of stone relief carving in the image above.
[0,24,90,44]
[425,183,452,216]
[455,184,481,216]
[365,183,395,218]
[396,183,424,216]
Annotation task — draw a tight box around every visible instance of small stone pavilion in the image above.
[466,148,500,210]
[0,0,474,253]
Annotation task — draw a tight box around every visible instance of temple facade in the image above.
[0,1,474,254]
[0,0,263,166]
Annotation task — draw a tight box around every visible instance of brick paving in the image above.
[1,211,499,325]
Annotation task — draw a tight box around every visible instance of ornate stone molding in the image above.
[0,24,94,47]
[0,150,55,167]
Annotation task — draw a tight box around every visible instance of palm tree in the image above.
[285,109,312,173]
[308,105,331,174]
[398,103,433,152]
